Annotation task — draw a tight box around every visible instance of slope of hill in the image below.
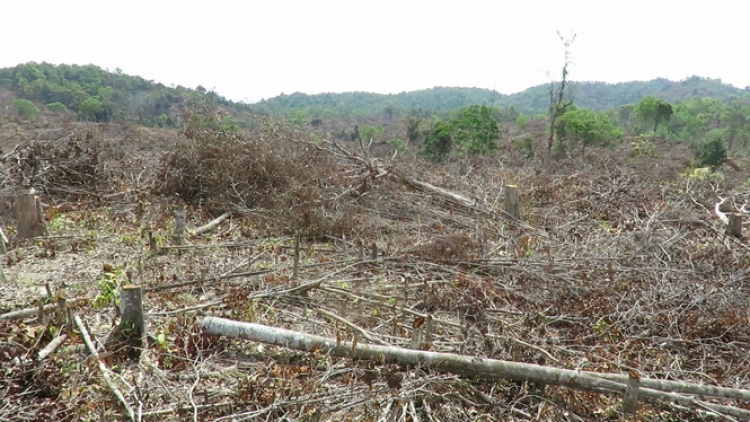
[255,77,750,117]
[2,62,749,126]
[0,62,248,127]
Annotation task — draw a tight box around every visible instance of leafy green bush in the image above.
[516,114,530,130]
[78,96,103,121]
[11,98,39,118]
[46,101,67,113]
[514,137,535,159]
[387,138,406,152]
[696,138,727,168]
[358,124,384,143]
[555,108,623,154]
[452,105,499,155]
[421,121,453,162]
[630,138,658,158]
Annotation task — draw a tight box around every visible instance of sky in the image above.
[2,1,749,103]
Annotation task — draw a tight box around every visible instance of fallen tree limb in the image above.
[0,304,56,321]
[37,334,67,360]
[595,372,750,403]
[190,212,231,236]
[397,175,483,212]
[201,317,750,419]
[74,314,137,422]
[715,197,729,225]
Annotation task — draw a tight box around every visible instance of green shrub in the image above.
[514,137,535,159]
[46,101,67,113]
[421,121,453,162]
[696,138,727,168]
[11,98,39,118]
[452,105,499,155]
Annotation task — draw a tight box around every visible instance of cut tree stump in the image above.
[105,284,146,359]
[16,191,48,238]
[726,213,742,239]
[173,204,186,244]
[503,184,520,220]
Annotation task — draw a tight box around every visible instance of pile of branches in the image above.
[155,111,395,238]
[0,131,125,199]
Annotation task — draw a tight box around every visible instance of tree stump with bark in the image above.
[16,191,47,238]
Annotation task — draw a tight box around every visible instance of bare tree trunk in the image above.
[200,317,750,419]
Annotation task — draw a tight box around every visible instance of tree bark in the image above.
[105,284,146,359]
[503,184,520,220]
[200,317,750,417]
[16,192,47,238]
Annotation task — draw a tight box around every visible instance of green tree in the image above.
[11,98,40,118]
[516,114,530,130]
[405,116,422,144]
[696,137,727,168]
[723,102,749,151]
[635,96,673,132]
[451,105,499,155]
[78,96,103,121]
[358,124,384,143]
[46,101,67,113]
[555,108,624,154]
[421,121,453,162]
[617,104,635,128]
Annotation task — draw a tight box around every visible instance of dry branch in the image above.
[200,317,750,419]
[398,175,483,212]
[0,304,57,321]
[190,211,231,236]
[74,314,137,421]
[37,334,67,360]
[715,197,729,225]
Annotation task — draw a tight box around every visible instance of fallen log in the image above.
[37,334,67,360]
[397,176,483,212]
[201,317,750,419]
[190,212,231,236]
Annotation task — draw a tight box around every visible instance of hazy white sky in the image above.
[3,1,748,103]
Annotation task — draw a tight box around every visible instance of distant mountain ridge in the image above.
[256,77,750,117]
[1,62,747,125]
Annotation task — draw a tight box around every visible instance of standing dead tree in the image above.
[546,32,576,160]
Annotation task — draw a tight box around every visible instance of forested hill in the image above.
[2,62,748,125]
[0,62,245,127]
[257,77,750,117]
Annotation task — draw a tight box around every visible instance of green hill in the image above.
[255,77,750,118]
[0,62,245,127]
[2,62,748,125]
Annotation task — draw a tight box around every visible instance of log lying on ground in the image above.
[0,304,57,321]
[190,212,231,236]
[201,317,750,419]
[397,176,483,213]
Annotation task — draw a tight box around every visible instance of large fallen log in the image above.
[201,317,750,419]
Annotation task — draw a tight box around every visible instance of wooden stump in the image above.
[726,213,742,239]
[106,284,146,359]
[173,205,187,244]
[503,184,520,220]
[16,192,47,238]
[623,372,641,415]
